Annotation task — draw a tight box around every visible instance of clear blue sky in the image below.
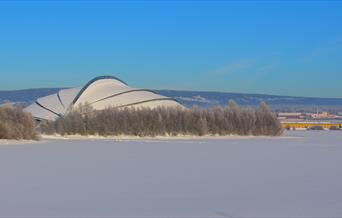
[0,1,341,97]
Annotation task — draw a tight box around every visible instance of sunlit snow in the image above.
[0,131,341,217]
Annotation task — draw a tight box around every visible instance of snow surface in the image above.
[0,131,342,217]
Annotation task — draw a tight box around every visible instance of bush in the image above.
[0,106,38,140]
[40,101,283,137]
[308,126,324,130]
[329,126,341,131]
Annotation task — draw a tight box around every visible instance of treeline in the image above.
[40,101,283,137]
[0,105,38,140]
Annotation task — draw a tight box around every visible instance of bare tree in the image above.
[0,106,38,140]
[40,102,283,137]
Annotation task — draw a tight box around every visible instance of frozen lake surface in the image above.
[1,131,342,217]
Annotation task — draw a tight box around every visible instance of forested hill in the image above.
[157,90,342,111]
[1,88,342,112]
[0,88,62,105]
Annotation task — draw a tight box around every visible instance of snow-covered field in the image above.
[0,131,342,217]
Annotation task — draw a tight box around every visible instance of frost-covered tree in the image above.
[0,106,38,140]
[40,102,283,137]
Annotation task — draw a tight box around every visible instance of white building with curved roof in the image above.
[25,76,183,121]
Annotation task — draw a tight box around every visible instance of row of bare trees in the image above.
[0,105,38,140]
[40,101,283,137]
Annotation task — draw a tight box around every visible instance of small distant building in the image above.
[277,112,304,120]
[311,112,329,119]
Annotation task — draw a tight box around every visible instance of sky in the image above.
[0,1,341,98]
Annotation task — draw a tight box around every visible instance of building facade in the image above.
[25,76,183,121]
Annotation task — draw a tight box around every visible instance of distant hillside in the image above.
[157,90,342,111]
[1,88,342,112]
[0,88,63,106]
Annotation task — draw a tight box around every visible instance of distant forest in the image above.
[40,101,283,137]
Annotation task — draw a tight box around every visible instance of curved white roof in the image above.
[24,76,183,121]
